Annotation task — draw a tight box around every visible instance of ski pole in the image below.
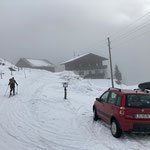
[16,85,18,94]
[4,85,9,96]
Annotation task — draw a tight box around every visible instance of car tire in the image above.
[111,120,122,138]
[93,109,99,121]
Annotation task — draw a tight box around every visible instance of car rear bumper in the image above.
[120,119,150,132]
[132,124,150,132]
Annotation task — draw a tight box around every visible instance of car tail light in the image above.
[119,95,126,116]
[119,107,125,116]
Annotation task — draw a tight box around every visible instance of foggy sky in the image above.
[1,0,150,85]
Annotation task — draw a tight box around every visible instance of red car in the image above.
[93,88,150,138]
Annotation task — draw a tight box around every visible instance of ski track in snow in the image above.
[0,69,150,150]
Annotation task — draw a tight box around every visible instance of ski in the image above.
[9,95,14,98]
[8,93,18,98]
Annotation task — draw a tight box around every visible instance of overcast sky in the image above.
[1,0,150,85]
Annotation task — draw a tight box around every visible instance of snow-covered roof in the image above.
[61,53,108,64]
[26,59,54,67]
[62,54,87,64]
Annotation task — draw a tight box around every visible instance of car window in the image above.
[116,95,122,106]
[126,94,150,108]
[100,91,109,102]
[107,92,117,104]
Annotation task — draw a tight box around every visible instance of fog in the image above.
[1,0,150,85]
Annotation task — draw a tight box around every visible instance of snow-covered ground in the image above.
[0,59,150,150]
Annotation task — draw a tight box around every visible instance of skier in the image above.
[8,77,18,96]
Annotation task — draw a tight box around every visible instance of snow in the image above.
[0,58,150,150]
[61,54,88,64]
[0,58,17,78]
[27,59,52,67]
[61,53,107,64]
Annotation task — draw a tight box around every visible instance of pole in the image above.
[0,71,2,79]
[64,87,67,99]
[16,85,18,94]
[24,68,26,78]
[107,37,114,88]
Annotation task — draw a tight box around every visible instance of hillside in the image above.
[1,59,150,150]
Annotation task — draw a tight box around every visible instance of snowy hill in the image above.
[1,60,150,150]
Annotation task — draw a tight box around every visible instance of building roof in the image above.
[22,58,54,67]
[61,53,108,65]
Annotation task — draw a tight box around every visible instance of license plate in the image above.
[135,114,150,119]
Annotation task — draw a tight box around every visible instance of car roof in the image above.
[109,89,150,95]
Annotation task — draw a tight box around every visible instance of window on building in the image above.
[79,71,84,75]
[95,70,99,74]
[89,71,92,74]
[79,64,82,68]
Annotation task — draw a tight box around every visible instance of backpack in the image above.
[9,78,14,84]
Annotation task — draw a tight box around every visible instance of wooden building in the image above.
[16,58,55,72]
[61,53,108,79]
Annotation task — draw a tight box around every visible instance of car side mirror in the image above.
[96,98,100,101]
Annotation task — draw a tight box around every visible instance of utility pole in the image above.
[107,37,114,88]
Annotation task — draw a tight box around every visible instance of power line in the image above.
[112,28,150,49]
[111,19,150,42]
[86,11,150,52]
[110,10,150,40]
[76,11,150,54]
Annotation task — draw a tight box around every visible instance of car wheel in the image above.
[93,109,99,121]
[111,120,122,138]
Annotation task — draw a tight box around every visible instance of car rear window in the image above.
[126,94,150,108]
